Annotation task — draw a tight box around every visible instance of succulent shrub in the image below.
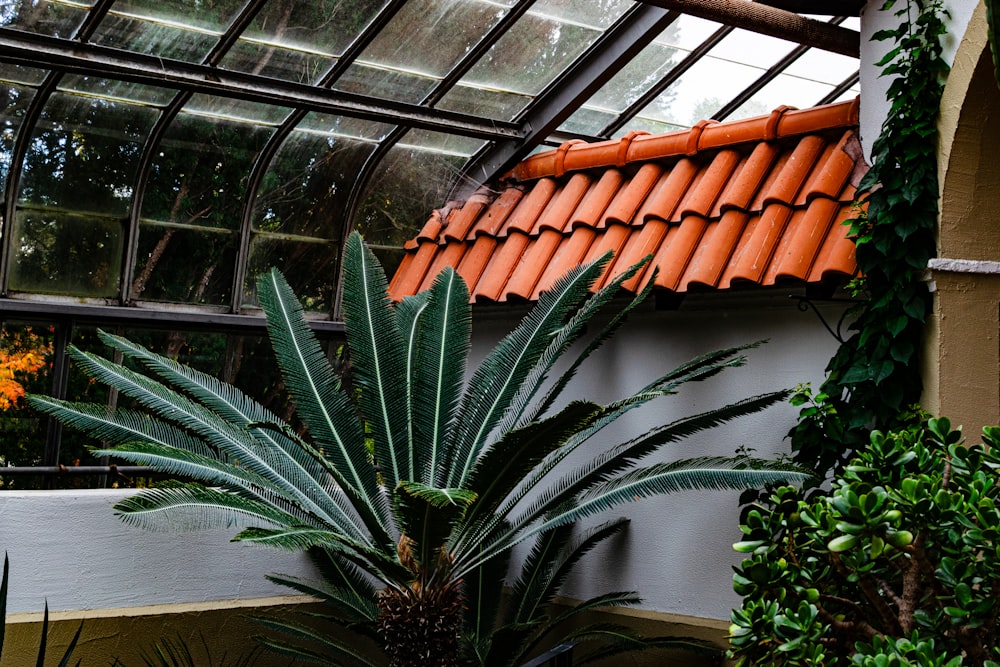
[729,418,1000,666]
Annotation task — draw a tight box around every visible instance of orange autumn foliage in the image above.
[0,333,51,410]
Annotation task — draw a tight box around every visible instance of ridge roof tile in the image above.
[388,98,866,304]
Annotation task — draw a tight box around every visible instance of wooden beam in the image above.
[638,0,859,57]
[757,0,864,16]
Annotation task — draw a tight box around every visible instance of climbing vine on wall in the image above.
[789,0,948,476]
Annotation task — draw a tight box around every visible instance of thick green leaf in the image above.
[340,231,411,489]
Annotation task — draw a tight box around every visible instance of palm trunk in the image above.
[377,581,464,667]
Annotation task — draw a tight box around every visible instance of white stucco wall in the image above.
[860,0,979,158]
[470,295,845,621]
[0,489,315,615]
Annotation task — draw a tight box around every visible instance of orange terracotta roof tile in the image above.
[388,98,866,304]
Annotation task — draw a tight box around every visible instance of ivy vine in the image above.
[789,0,949,476]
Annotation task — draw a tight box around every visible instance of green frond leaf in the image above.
[252,618,382,667]
[519,258,656,427]
[257,268,377,496]
[525,519,631,623]
[264,572,378,623]
[406,266,470,487]
[448,252,613,488]
[394,481,476,576]
[113,481,302,533]
[27,397,214,458]
[341,231,411,488]
[461,401,603,541]
[257,268,391,548]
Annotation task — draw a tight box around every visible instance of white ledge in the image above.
[927,258,1000,274]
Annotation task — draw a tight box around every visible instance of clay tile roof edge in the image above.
[505,97,860,183]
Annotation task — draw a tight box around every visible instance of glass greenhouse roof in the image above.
[0,0,860,324]
[0,0,860,480]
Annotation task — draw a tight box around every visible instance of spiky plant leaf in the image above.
[394,482,476,577]
[340,231,411,489]
[265,571,379,623]
[113,481,304,533]
[404,267,470,487]
[446,252,613,488]
[512,255,659,432]
[512,519,630,625]
[257,267,388,539]
[462,400,602,531]
[94,331,364,524]
[252,616,382,667]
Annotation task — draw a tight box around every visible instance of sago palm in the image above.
[31,232,808,665]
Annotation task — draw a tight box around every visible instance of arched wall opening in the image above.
[926,1,1000,434]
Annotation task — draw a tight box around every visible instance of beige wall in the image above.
[930,2,1000,436]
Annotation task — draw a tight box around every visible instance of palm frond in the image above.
[461,401,602,538]
[514,259,656,430]
[517,519,631,625]
[508,391,794,538]
[112,481,303,533]
[447,252,613,488]
[27,397,214,459]
[257,267,388,536]
[508,523,575,625]
[461,456,807,577]
[340,231,411,489]
[65,349,371,540]
[252,617,382,667]
[568,625,722,666]
[404,266,470,487]
[91,441,293,504]
[461,533,512,659]
[264,572,379,623]
[538,456,809,537]
[95,331,359,521]
[394,481,476,577]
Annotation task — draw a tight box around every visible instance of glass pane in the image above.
[355,131,467,275]
[10,209,124,297]
[727,76,837,122]
[653,14,722,50]
[334,64,437,105]
[436,84,531,120]
[142,110,274,232]
[0,322,54,474]
[243,237,338,311]
[183,94,291,126]
[0,62,47,86]
[0,84,36,199]
[107,0,246,33]
[220,40,335,84]
[635,56,763,128]
[58,75,176,107]
[252,123,381,240]
[0,0,89,37]
[355,0,507,79]
[711,29,799,70]
[458,11,602,97]
[18,89,157,215]
[531,0,633,30]
[558,106,616,136]
[91,16,219,61]
[296,112,393,142]
[131,224,237,305]
[239,0,391,58]
[784,49,859,85]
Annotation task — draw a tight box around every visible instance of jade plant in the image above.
[729,418,1000,666]
[31,232,805,666]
